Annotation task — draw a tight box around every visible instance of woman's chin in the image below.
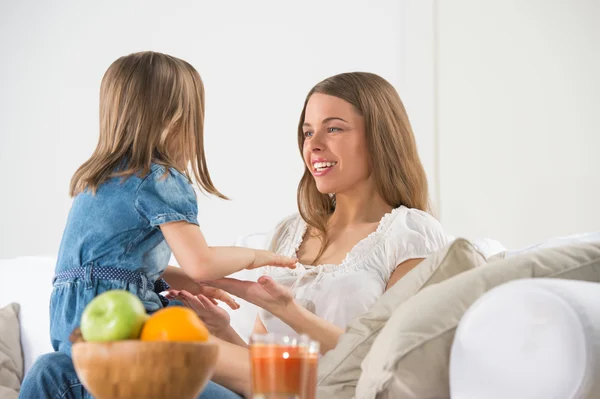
[315,184,337,195]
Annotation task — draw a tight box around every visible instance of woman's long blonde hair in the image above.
[297,72,429,263]
[70,51,225,199]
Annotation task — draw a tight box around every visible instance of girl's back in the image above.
[20,50,295,399]
[56,164,197,301]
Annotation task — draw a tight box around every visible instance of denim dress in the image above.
[19,164,244,399]
[50,164,198,355]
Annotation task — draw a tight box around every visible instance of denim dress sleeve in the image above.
[134,166,199,227]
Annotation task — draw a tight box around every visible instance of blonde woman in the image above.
[170,72,449,398]
[19,51,296,399]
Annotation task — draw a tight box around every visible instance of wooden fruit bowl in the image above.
[72,340,219,399]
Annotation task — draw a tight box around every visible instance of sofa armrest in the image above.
[450,278,600,399]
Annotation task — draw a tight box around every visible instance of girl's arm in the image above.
[160,221,296,281]
[161,265,202,292]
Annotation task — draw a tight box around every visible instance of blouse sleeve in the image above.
[384,208,449,276]
[134,166,199,227]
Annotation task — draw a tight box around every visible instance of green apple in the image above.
[80,290,149,342]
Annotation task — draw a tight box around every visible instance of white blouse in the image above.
[259,206,449,335]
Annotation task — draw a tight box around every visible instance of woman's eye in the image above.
[327,127,341,133]
[303,131,313,137]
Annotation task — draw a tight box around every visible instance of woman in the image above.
[172,72,449,398]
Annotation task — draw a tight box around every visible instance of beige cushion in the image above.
[317,239,485,398]
[355,241,600,399]
[0,303,23,399]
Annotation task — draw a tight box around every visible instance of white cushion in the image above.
[0,256,55,374]
[448,236,507,259]
[0,303,22,399]
[450,278,600,399]
[355,240,600,399]
[505,231,600,258]
[317,238,485,398]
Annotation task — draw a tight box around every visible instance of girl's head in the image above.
[70,51,225,198]
[297,73,429,247]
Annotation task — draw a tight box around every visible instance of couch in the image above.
[1,233,599,398]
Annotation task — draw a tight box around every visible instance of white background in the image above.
[0,0,598,259]
[437,0,600,247]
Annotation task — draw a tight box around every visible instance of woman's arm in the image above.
[205,276,343,353]
[196,316,268,396]
[217,314,268,347]
[385,258,424,290]
[207,258,425,353]
[205,259,426,396]
[208,336,252,398]
[160,221,296,281]
[215,325,248,348]
[280,258,424,352]
[278,300,344,353]
[169,288,256,348]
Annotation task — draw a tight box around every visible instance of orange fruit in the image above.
[140,306,209,342]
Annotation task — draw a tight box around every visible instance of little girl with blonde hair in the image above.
[20,51,296,399]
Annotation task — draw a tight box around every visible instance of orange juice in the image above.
[249,335,319,399]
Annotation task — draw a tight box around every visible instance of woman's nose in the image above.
[306,132,325,152]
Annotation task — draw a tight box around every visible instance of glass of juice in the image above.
[249,333,319,399]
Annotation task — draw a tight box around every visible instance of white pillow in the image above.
[506,231,600,257]
[0,303,22,399]
[355,240,600,399]
[0,256,55,374]
[317,239,485,398]
[450,278,600,399]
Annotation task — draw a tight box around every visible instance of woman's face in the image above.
[302,93,370,195]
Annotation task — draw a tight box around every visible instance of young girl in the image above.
[20,51,296,399]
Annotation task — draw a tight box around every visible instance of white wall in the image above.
[0,0,436,258]
[437,0,600,248]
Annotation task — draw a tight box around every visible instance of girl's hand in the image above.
[165,290,232,335]
[204,276,294,316]
[251,250,297,270]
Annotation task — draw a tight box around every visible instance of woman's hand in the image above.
[165,290,232,335]
[207,276,344,353]
[168,284,240,310]
[204,276,294,316]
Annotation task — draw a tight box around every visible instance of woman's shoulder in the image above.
[391,206,445,235]
[379,206,449,265]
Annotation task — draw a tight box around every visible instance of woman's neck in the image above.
[329,179,393,228]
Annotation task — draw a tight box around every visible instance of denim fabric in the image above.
[197,382,244,399]
[19,351,90,399]
[51,163,198,351]
[56,163,198,282]
[19,351,242,399]
[19,164,201,398]
[50,274,163,355]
